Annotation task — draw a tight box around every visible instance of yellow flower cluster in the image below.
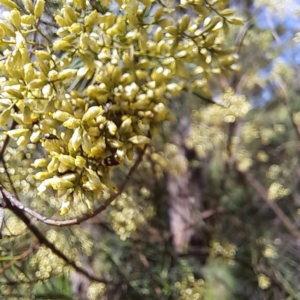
[87,282,106,300]
[267,182,290,201]
[209,240,236,265]
[0,0,241,214]
[109,190,154,240]
[30,245,69,279]
[175,272,205,300]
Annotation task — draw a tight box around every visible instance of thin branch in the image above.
[34,25,53,46]
[201,206,224,219]
[0,279,40,285]
[0,128,11,158]
[1,145,148,227]
[276,80,300,141]
[0,245,38,274]
[1,189,109,283]
[0,121,20,202]
[235,20,254,53]
[240,170,300,239]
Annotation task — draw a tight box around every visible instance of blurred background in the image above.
[2,0,300,299]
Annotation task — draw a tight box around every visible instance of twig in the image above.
[235,20,254,53]
[34,25,53,46]
[0,245,38,274]
[220,20,254,189]
[1,145,148,227]
[241,170,300,239]
[0,121,20,203]
[201,206,224,219]
[1,189,109,283]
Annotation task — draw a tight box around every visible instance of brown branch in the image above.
[1,145,148,227]
[0,132,10,159]
[274,80,300,141]
[0,245,38,274]
[0,120,20,201]
[201,206,224,219]
[235,20,254,53]
[241,170,300,239]
[1,189,109,283]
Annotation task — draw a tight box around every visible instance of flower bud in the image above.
[47,157,59,173]
[0,26,4,39]
[28,79,47,89]
[44,177,74,191]
[22,0,34,13]
[82,194,93,214]
[54,14,69,27]
[30,130,41,143]
[74,0,86,9]
[179,15,190,32]
[55,154,76,168]
[58,69,77,81]
[82,131,93,155]
[82,106,103,123]
[69,23,83,34]
[84,168,102,191]
[128,135,150,146]
[5,87,24,99]
[48,70,58,81]
[34,171,52,180]
[34,50,51,61]
[108,139,123,149]
[34,0,44,18]
[68,127,83,154]
[86,86,108,104]
[61,173,77,181]
[53,39,71,51]
[52,110,72,122]
[17,134,30,147]
[119,117,132,134]
[0,20,15,37]
[126,147,134,161]
[87,126,100,137]
[64,6,78,24]
[10,9,21,29]
[84,10,100,27]
[5,128,29,138]
[31,158,48,168]
[90,136,106,157]
[0,0,18,10]
[63,117,81,129]
[60,197,71,216]
[153,103,168,121]
[75,156,86,168]
[0,109,11,126]
[24,63,35,83]
[106,121,117,135]
[120,73,133,86]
